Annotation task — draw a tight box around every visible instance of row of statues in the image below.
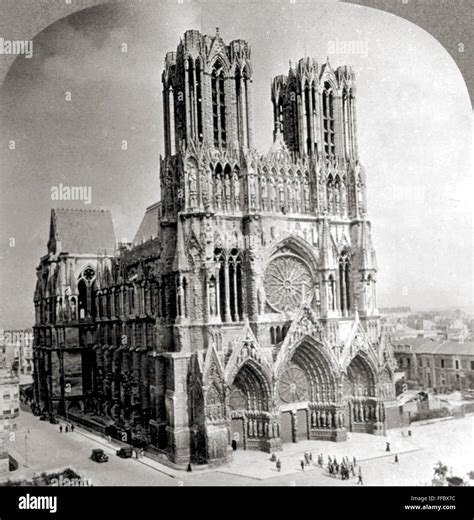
[352,401,379,423]
[185,165,366,217]
[310,409,345,429]
[247,417,280,439]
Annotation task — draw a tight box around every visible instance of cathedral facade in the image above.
[33,29,398,465]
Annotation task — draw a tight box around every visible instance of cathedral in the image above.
[33,29,399,465]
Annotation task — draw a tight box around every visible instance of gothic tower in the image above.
[156,31,396,464]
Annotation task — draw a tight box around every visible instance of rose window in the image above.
[278,366,310,403]
[264,255,312,312]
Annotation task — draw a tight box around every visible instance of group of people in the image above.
[271,451,363,484]
[59,423,74,434]
[324,455,360,482]
[270,452,282,472]
[299,451,313,469]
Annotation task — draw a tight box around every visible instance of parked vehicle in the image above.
[49,416,59,425]
[116,447,133,459]
[39,414,49,421]
[90,449,109,463]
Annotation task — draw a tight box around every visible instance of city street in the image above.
[2,410,473,486]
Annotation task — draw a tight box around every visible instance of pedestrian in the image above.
[385,441,390,452]
[309,452,313,462]
[357,472,363,485]
[351,464,356,477]
[353,456,357,466]
[328,455,332,464]
[59,425,63,433]
[107,434,112,443]
[394,454,399,463]
[71,424,74,433]
[300,459,305,471]
[65,425,69,433]
[276,459,281,472]
[140,448,144,458]
[187,463,192,472]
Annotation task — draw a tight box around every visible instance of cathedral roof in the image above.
[48,208,116,256]
[133,202,161,246]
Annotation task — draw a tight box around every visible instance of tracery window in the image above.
[213,248,243,322]
[212,62,227,148]
[77,267,96,319]
[236,66,250,147]
[338,252,351,315]
[322,82,335,158]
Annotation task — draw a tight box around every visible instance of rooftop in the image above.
[48,208,116,256]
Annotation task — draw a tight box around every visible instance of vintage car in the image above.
[90,449,109,463]
[116,447,133,459]
[49,416,59,425]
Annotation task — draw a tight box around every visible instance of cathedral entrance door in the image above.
[281,411,293,444]
[230,418,244,450]
[296,409,308,441]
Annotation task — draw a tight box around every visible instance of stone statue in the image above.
[201,169,209,209]
[269,178,276,211]
[286,181,293,212]
[303,177,310,211]
[188,167,197,207]
[215,173,223,209]
[232,171,240,209]
[224,173,231,209]
[260,176,267,209]
[278,180,285,209]
[209,281,216,316]
[248,172,256,209]
[70,298,76,320]
[366,281,373,309]
[341,183,347,213]
[327,280,334,311]
[294,177,301,212]
[320,410,326,428]
[177,282,185,317]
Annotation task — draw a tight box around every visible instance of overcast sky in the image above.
[0,0,472,328]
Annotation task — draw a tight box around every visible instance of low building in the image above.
[0,329,34,377]
[0,368,19,438]
[392,339,474,393]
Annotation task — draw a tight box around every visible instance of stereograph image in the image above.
[0,0,472,493]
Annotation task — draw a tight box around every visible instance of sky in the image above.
[0,0,472,328]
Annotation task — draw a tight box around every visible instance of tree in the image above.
[433,461,448,479]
